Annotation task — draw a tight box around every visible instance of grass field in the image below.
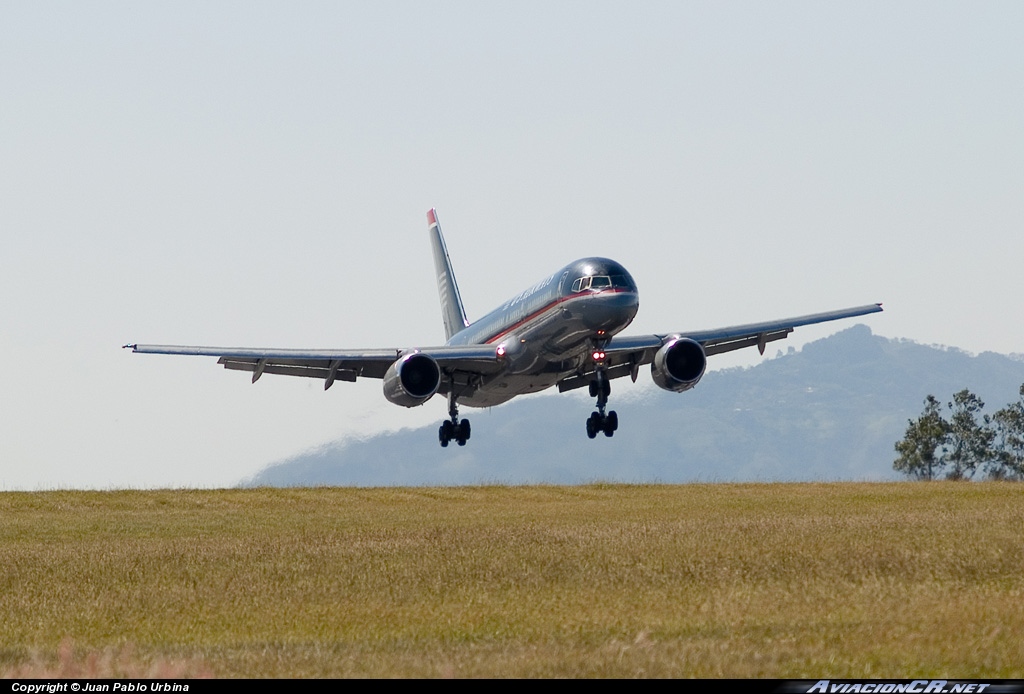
[1,483,1022,678]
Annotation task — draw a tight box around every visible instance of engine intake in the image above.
[383,352,441,407]
[651,337,706,392]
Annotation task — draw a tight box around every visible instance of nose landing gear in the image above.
[585,359,618,439]
[586,409,617,438]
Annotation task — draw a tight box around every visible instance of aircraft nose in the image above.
[583,290,639,332]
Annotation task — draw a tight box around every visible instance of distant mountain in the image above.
[244,326,1024,487]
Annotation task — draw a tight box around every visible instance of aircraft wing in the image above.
[663,302,884,356]
[557,303,882,391]
[125,343,506,390]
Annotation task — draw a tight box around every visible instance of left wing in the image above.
[557,303,882,392]
[125,343,505,390]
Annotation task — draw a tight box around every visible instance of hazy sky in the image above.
[2,2,1022,489]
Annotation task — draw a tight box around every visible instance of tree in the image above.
[894,384,1024,481]
[943,389,995,480]
[990,384,1024,480]
[893,395,950,480]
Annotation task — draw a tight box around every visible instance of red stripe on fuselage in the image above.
[482,288,631,345]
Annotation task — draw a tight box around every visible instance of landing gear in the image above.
[585,361,618,439]
[439,388,471,447]
[439,419,470,447]
[585,406,619,438]
[586,410,617,439]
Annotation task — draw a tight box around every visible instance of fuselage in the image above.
[447,258,639,407]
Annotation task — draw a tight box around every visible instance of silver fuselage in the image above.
[446,257,639,407]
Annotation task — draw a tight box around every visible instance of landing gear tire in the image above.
[439,420,454,447]
[586,413,599,439]
[603,410,618,437]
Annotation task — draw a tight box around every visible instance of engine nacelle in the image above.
[382,352,441,407]
[651,337,707,393]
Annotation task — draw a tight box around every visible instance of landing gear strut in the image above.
[439,388,471,447]
[585,359,618,439]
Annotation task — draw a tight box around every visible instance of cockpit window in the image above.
[571,274,632,293]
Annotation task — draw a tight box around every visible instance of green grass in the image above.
[2,483,1022,677]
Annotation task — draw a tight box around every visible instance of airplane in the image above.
[126,209,882,447]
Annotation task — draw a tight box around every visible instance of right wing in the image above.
[557,302,882,392]
[654,302,885,357]
[125,343,506,391]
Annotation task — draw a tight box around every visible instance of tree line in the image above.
[894,385,1024,480]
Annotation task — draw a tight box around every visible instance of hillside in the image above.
[247,326,1024,487]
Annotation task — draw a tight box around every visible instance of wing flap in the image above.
[702,328,792,357]
[219,358,359,383]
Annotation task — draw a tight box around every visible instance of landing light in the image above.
[592,350,606,361]
[496,345,506,357]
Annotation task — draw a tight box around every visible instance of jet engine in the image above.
[650,337,706,392]
[383,352,441,407]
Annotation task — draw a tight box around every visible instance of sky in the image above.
[2,2,1022,490]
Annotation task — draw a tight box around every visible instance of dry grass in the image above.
[4,639,212,679]
[1,483,1022,677]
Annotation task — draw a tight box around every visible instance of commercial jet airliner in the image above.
[126,209,882,447]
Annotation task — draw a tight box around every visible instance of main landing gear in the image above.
[585,366,618,439]
[439,389,470,447]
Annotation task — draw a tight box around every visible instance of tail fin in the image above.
[427,209,469,340]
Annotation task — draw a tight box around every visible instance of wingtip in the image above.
[122,343,137,351]
[427,208,437,226]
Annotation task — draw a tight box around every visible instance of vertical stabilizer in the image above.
[427,209,469,340]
